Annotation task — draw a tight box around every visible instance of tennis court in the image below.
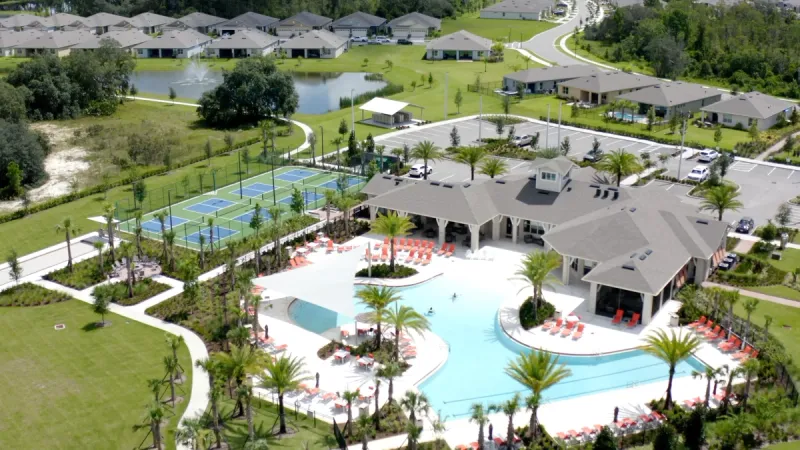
[119,166,365,250]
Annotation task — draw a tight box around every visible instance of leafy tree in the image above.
[338,118,348,140]
[748,120,760,141]
[450,126,460,148]
[91,288,111,326]
[683,406,706,450]
[2,161,23,199]
[0,81,26,123]
[290,187,304,214]
[653,424,679,450]
[410,140,442,181]
[371,212,414,272]
[427,72,433,88]
[560,136,571,155]
[644,329,701,409]
[512,251,562,323]
[596,149,642,186]
[494,116,505,138]
[307,131,317,165]
[7,249,22,285]
[668,113,680,134]
[410,80,417,91]
[647,106,656,131]
[593,426,617,450]
[132,180,147,207]
[646,35,689,79]
[714,127,723,150]
[129,84,138,96]
[454,88,463,113]
[259,355,309,434]
[505,351,571,438]
[701,185,743,221]
[454,147,486,181]
[775,203,791,228]
[384,304,431,360]
[479,158,508,179]
[502,94,511,116]
[0,120,49,191]
[385,59,393,71]
[56,217,80,273]
[168,86,177,103]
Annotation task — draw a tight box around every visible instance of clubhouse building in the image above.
[362,156,729,326]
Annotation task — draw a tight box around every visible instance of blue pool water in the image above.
[613,111,646,122]
[288,273,706,419]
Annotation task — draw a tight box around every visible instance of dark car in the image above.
[397,39,412,45]
[583,148,603,162]
[735,217,755,234]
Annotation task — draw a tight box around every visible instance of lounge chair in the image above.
[688,316,707,329]
[720,338,741,352]
[374,240,382,250]
[683,397,701,408]
[626,313,640,328]
[414,239,421,251]
[372,250,381,262]
[326,240,334,253]
[543,318,562,331]
[703,325,721,339]
[561,321,576,337]
[289,259,298,269]
[380,248,388,261]
[696,320,714,334]
[718,335,736,350]
[611,309,624,325]
[437,242,447,255]
[399,238,406,250]
[445,243,455,257]
[414,252,424,264]
[733,346,753,360]
[404,239,412,251]
[708,329,726,342]
[422,253,432,266]
[550,320,565,335]
[572,323,585,340]
[405,249,416,263]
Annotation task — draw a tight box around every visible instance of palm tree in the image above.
[643,329,701,409]
[119,242,136,298]
[720,364,739,413]
[176,417,205,450]
[400,390,430,426]
[740,358,760,408]
[384,304,431,360]
[139,402,165,450]
[164,354,179,406]
[165,334,185,378]
[371,212,415,272]
[267,204,283,257]
[163,230,177,272]
[195,358,224,448]
[198,234,206,270]
[406,421,423,450]
[56,217,79,272]
[334,194,360,238]
[154,210,169,261]
[214,344,265,414]
[741,297,760,349]
[410,140,442,180]
[377,362,402,404]
[373,378,382,430]
[505,351,571,437]
[133,211,144,258]
[236,382,255,441]
[146,378,162,403]
[455,147,487,181]
[356,413,373,450]
[492,393,521,448]
[511,250,562,323]
[93,241,105,276]
[342,390,359,435]
[692,365,724,407]
[324,189,338,235]
[479,158,509,179]
[206,217,216,254]
[431,410,448,450]
[723,289,740,330]
[596,149,643,186]
[701,184,743,221]
[357,286,400,349]
[102,202,116,261]
[259,355,310,434]
[469,403,489,450]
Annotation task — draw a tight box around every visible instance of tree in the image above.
[377,362,402,404]
[775,203,791,228]
[357,285,400,348]
[410,140,442,181]
[410,80,417,91]
[6,249,22,285]
[197,57,299,127]
[454,88,463,114]
[683,406,706,450]
[450,126,460,147]
[137,402,165,450]
[511,251,562,323]
[342,390,359,435]
[714,127,723,150]
[643,329,701,409]
[506,352,571,438]
[502,95,511,116]
[259,355,309,434]
[2,161,23,199]
[428,72,433,88]
[741,297,759,349]
[748,119,760,141]
[668,113,680,134]
[596,149,643,186]
[491,393,520,450]
[164,354,179,406]
[560,136,571,156]
[454,147,487,181]
[168,86,177,104]
[307,131,317,165]
[195,358,223,448]
[646,35,689,79]
[371,212,414,272]
[593,426,617,450]
[91,288,111,327]
[0,81,26,123]
[290,187,305,214]
[406,422,423,450]
[700,184,743,221]
[356,414,373,450]
[384,304,430,361]
[0,120,49,192]
[338,118,349,141]
[692,365,724,407]
[647,106,656,131]
[740,358,760,408]
[102,203,116,261]
[400,390,430,427]
[132,180,147,208]
[56,217,79,273]
[653,424,679,450]
[469,403,489,450]
[386,59,393,71]
[176,417,210,450]
[712,152,733,180]
[479,158,508,179]
[495,116,506,138]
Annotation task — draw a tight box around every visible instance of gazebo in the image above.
[358,97,424,128]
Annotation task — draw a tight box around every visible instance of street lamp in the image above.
[350,88,355,141]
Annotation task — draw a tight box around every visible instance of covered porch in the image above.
[359,97,424,129]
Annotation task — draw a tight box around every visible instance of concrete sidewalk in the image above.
[702,281,800,308]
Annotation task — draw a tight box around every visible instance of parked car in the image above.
[511,135,532,147]
[350,36,368,43]
[409,163,433,177]
[397,38,412,45]
[583,148,604,162]
[735,217,755,234]
[686,165,710,182]
[698,150,720,163]
[375,36,391,44]
[367,39,382,45]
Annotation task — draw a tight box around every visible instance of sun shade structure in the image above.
[252,243,366,317]
[359,97,424,127]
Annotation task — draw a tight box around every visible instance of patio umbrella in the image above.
[354,312,376,324]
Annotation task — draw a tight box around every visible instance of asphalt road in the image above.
[522,0,592,66]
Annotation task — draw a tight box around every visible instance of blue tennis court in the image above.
[186,198,235,214]
[233,209,273,224]
[232,182,275,198]
[276,169,316,183]
[184,226,238,244]
[316,177,361,190]
[279,191,325,206]
[141,216,188,233]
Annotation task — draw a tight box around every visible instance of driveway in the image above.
[522,0,592,65]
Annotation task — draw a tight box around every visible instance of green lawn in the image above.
[440,13,557,42]
[764,247,800,273]
[747,285,800,302]
[563,33,655,75]
[734,297,800,366]
[0,300,192,450]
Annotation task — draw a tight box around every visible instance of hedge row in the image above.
[0,136,261,225]
[539,116,709,150]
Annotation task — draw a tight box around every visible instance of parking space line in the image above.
[789,170,795,179]
[665,184,674,190]
[768,168,776,176]
[438,174,454,181]
[511,161,527,170]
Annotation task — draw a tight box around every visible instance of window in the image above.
[748,118,754,126]
[723,114,733,124]
[137,49,144,55]
[541,171,556,181]
[177,49,184,55]
[562,87,569,95]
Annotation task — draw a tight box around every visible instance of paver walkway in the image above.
[702,281,800,308]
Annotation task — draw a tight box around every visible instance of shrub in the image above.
[683,407,706,450]
[751,240,776,256]
[757,220,779,241]
[593,426,618,450]
[519,297,556,330]
[44,255,111,289]
[92,278,171,307]
[0,282,72,306]
[653,424,679,450]
[355,263,417,279]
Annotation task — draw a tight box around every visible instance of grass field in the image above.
[120,165,364,250]
[440,13,557,42]
[747,285,800,302]
[0,300,192,450]
[734,297,800,367]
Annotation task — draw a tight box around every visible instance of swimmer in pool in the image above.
[452,293,457,301]
[428,307,435,315]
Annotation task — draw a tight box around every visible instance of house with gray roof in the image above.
[700,91,797,130]
[0,29,43,56]
[503,64,598,94]
[121,12,174,34]
[214,12,279,35]
[362,155,728,325]
[279,29,347,58]
[165,12,226,34]
[13,30,94,56]
[1,14,52,31]
[387,12,440,40]
[84,12,129,34]
[275,12,333,38]
[330,11,386,38]
[426,29,492,61]
[480,0,553,20]
[616,81,723,120]
[70,29,152,52]
[777,0,800,13]
[133,28,211,58]
[558,71,660,105]
[48,13,88,30]
[206,29,278,58]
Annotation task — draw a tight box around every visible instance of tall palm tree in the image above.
[259,355,310,434]
[139,402,165,450]
[146,378,162,403]
[740,358,760,409]
[356,413,373,450]
[133,211,144,258]
[377,362,402,404]
[324,189,338,235]
[431,410,448,450]
[692,365,724,407]
[195,358,224,448]
[102,202,116,261]
[119,242,136,298]
[400,390,430,426]
[410,140,442,180]
[505,351,571,437]
[206,217,216,254]
[335,193,360,238]
[267,205,283,261]
[720,364,739,413]
[356,286,400,348]
[164,354,179,406]
[236,382,255,441]
[469,403,489,450]
[93,240,105,276]
[643,329,701,409]
[166,334,185,378]
[371,212,415,272]
[56,217,79,272]
[384,304,431,360]
[406,421,422,450]
[511,250,562,323]
[373,378,382,430]
[492,393,521,447]
[214,344,265,415]
[596,149,643,186]
[342,390,359,435]
[176,417,207,450]
[741,297,760,349]
[724,289,740,331]
[701,184,743,221]
[163,230,177,272]
[454,147,487,181]
[479,158,509,179]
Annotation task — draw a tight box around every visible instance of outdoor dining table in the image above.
[295,247,308,255]
[333,349,350,363]
[307,242,319,251]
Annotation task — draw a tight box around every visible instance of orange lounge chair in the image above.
[561,321,576,337]
[373,240,382,250]
[445,243,455,257]
[720,338,740,352]
[289,259,298,269]
[611,309,624,325]
[404,239,412,251]
[326,240,334,253]
[709,329,726,342]
[572,323,585,340]
[364,248,370,260]
[399,238,406,250]
[688,316,707,329]
[422,253,432,266]
[718,335,736,350]
[703,325,721,339]
[733,346,753,360]
[437,242,447,255]
[414,252,424,264]
[372,250,381,262]
[542,318,562,331]
[550,320,565,335]
[540,319,555,330]
[626,313,640,328]
[696,320,714,334]
[380,248,388,261]
[405,249,416,263]
[683,397,701,408]
[414,239,421,250]
[337,245,344,253]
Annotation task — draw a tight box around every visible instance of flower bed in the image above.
[519,297,556,330]
[44,255,111,290]
[0,283,72,307]
[355,263,418,279]
[91,278,171,306]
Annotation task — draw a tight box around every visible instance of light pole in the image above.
[319,125,324,166]
[478,94,483,143]
[677,116,687,180]
[557,102,562,148]
[444,72,448,119]
[350,88,355,141]
[546,104,551,148]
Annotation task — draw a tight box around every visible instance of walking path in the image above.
[702,281,800,308]
[521,0,594,66]
[756,130,800,161]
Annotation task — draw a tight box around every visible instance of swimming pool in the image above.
[612,111,646,122]
[288,273,706,419]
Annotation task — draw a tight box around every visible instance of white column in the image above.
[436,218,448,245]
[577,259,585,276]
[642,294,653,325]
[510,217,521,244]
[561,255,570,285]
[543,224,553,251]
[468,224,480,251]
[588,282,598,313]
[491,216,502,241]
[397,211,408,218]
[369,205,377,221]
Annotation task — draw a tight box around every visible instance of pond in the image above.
[129,64,387,114]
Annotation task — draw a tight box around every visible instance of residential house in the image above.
[70,29,152,52]
[558,71,660,105]
[48,13,88,30]
[0,29,43,56]
[206,29,278,57]
[480,0,553,20]
[616,82,723,119]
[503,65,598,93]
[133,28,211,58]
[274,11,333,38]
[425,29,492,61]
[122,12,174,34]
[279,29,347,58]
[165,12,226,34]
[84,12,129,34]
[1,14,53,31]
[387,12,440,40]
[13,30,94,56]
[777,0,800,13]
[330,11,386,38]
[362,155,729,326]
[214,12,279,35]
[700,91,797,130]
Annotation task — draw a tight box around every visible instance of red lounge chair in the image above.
[405,249,416,263]
[688,316,707,329]
[611,309,624,325]
[550,320,565,335]
[381,248,388,262]
[414,239,421,250]
[626,313,640,328]
[696,320,714,334]
[372,250,381,262]
[561,321,576,337]
[289,259,298,269]
[703,325,722,339]
[542,318,562,331]
[422,253,432,266]
[709,329,726,342]
[445,243,455,257]
[374,240,382,250]
[404,239,413,251]
[437,242,447,255]
[733,346,753,360]
[399,238,406,250]
[572,323,585,340]
[326,240,334,253]
[414,252,424,264]
[683,397,701,408]
[720,338,741,352]
[718,335,736,350]
[556,432,570,441]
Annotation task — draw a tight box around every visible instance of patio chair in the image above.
[414,252,424,264]
[550,320,565,335]
[405,249,416,263]
[560,321,577,337]
[720,338,741,352]
[611,309,624,325]
[718,335,736,350]
[572,323,585,340]
[733,346,753,360]
[703,325,722,339]
[437,242,448,255]
[626,313,640,328]
[399,238,406,250]
[688,316,707,329]
[422,253,432,266]
[289,259,298,269]
[372,250,381,262]
[709,329,726,342]
[327,240,335,253]
[445,243,455,257]
[542,318,562,331]
[696,320,714,334]
[380,248,388,262]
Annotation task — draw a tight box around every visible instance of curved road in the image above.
[522,0,593,66]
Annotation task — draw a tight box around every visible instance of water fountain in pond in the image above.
[173,60,216,86]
